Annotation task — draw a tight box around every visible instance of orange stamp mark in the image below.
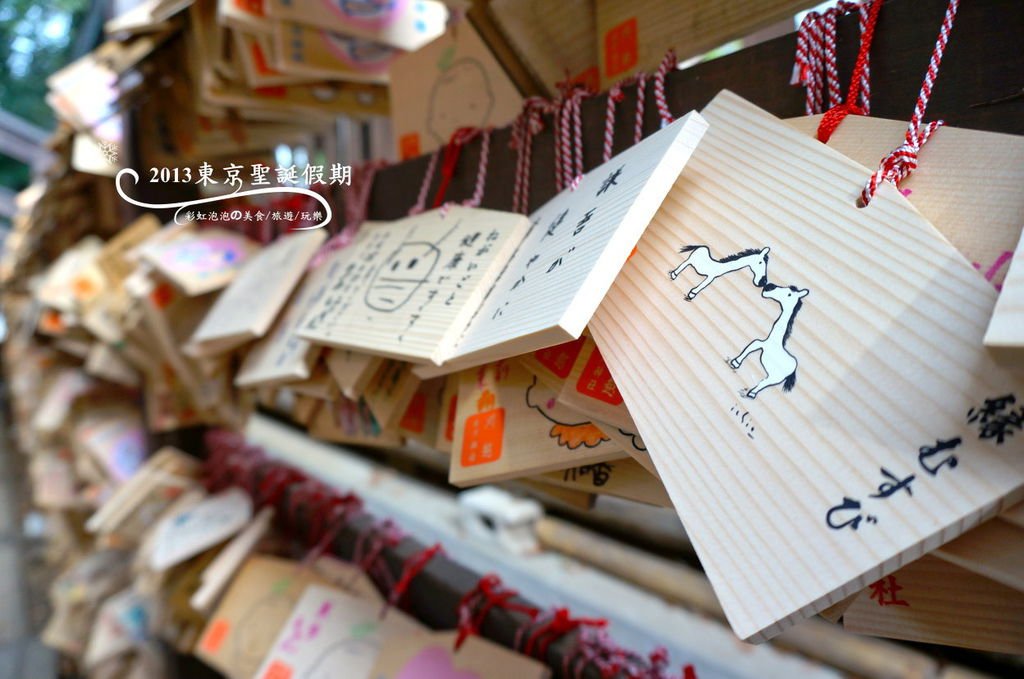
[399,133,421,160]
[261,660,293,679]
[604,17,639,78]
[235,0,265,16]
[255,85,287,99]
[444,393,457,442]
[399,391,427,433]
[570,66,600,92]
[40,309,65,334]
[576,347,624,406]
[534,337,587,380]
[151,282,175,309]
[461,390,504,466]
[200,619,231,654]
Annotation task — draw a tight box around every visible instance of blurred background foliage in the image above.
[0,0,94,191]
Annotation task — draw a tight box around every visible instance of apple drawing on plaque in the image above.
[426,57,495,145]
[364,241,440,312]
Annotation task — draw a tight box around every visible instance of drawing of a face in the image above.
[364,242,439,311]
[322,0,406,29]
[321,32,398,74]
[427,59,494,144]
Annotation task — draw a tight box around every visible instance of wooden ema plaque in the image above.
[590,91,1024,642]
[189,230,325,357]
[412,111,708,378]
[449,360,624,486]
[984,229,1024,357]
[556,336,634,431]
[297,208,530,365]
[842,555,1024,654]
[786,115,1024,291]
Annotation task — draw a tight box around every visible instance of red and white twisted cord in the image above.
[633,72,647,144]
[653,49,677,126]
[862,0,960,203]
[461,128,491,208]
[793,1,873,115]
[603,83,625,163]
[511,97,550,214]
[408,148,441,215]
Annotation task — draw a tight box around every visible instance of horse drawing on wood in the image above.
[668,245,770,300]
[729,283,809,399]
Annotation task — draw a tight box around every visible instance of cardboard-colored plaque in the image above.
[388,20,522,159]
[449,360,623,486]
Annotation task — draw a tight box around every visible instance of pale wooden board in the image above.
[129,272,218,408]
[194,1,388,120]
[512,479,596,511]
[270,21,396,84]
[589,90,1024,642]
[297,209,530,364]
[536,457,670,507]
[595,0,818,88]
[787,115,1024,290]
[194,555,331,679]
[189,231,325,356]
[291,393,320,426]
[264,0,448,52]
[307,393,403,448]
[398,376,445,446]
[516,337,656,474]
[234,29,313,87]
[434,374,459,453]
[216,0,271,35]
[556,336,635,431]
[817,593,858,624]
[234,246,345,388]
[984,227,1024,352]
[252,585,425,679]
[388,19,522,159]
[325,349,383,400]
[140,228,258,296]
[933,518,1024,592]
[596,419,656,477]
[84,342,141,388]
[287,361,339,400]
[449,360,623,486]
[1003,501,1024,529]
[362,360,421,430]
[95,214,160,286]
[516,336,589,390]
[490,0,597,96]
[422,112,707,374]
[843,555,1024,654]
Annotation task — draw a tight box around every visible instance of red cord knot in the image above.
[862,121,943,204]
[816,100,866,142]
[385,543,445,613]
[455,573,539,650]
